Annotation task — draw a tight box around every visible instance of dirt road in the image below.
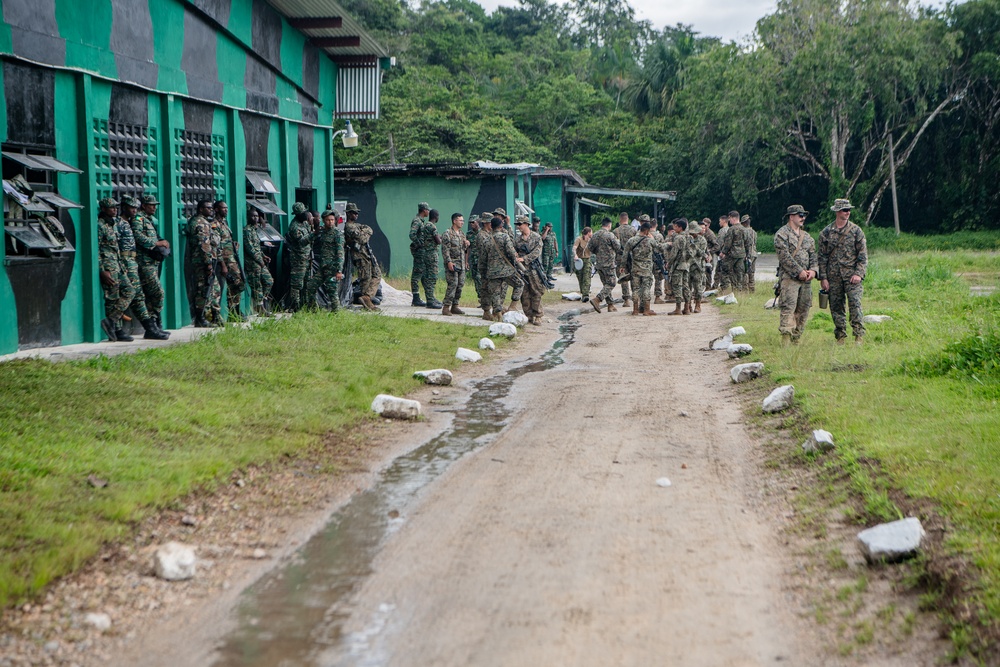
[297,303,815,666]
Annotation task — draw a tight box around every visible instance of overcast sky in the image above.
[473,0,955,44]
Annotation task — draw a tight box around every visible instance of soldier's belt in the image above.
[121,251,136,259]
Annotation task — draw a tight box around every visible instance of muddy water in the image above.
[210,313,581,667]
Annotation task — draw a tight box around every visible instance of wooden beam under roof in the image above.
[288,17,343,30]
[311,36,361,48]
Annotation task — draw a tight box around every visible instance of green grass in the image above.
[0,311,499,607]
[755,229,1000,254]
[719,250,1000,647]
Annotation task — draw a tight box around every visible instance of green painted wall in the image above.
[0,63,14,354]
[372,177,484,277]
[532,177,566,264]
[55,70,85,345]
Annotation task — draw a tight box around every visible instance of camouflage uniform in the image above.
[466,217,481,298]
[623,233,656,311]
[479,228,524,316]
[129,208,165,322]
[702,225,719,291]
[440,226,466,308]
[713,224,730,289]
[742,218,758,292]
[243,218,273,312]
[216,217,245,316]
[719,223,752,292]
[116,214,150,322]
[774,216,819,341]
[651,227,666,301]
[306,222,345,311]
[612,222,636,303]
[97,208,135,334]
[476,222,495,312]
[573,232,592,298]
[588,227,621,307]
[669,229,695,306]
[688,229,709,306]
[345,219,381,301]
[818,214,868,341]
[286,205,313,311]
[541,226,558,279]
[187,213,221,321]
[409,211,439,302]
[514,229,546,321]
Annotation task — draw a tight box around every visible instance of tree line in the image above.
[336,0,1000,234]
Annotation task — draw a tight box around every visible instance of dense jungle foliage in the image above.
[334,0,1000,234]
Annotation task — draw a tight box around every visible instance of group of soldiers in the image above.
[406,202,558,325]
[570,210,759,317]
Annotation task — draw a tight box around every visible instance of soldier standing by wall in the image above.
[465,215,481,304]
[131,195,170,337]
[623,221,658,316]
[344,202,381,311]
[479,216,524,321]
[286,203,313,312]
[687,220,709,314]
[514,217,545,325]
[613,212,636,307]
[541,222,558,280]
[719,210,752,294]
[441,212,469,316]
[118,196,168,339]
[819,198,868,344]
[477,211,496,320]
[187,200,220,328]
[409,202,442,308]
[774,205,818,345]
[667,218,693,316]
[213,200,246,320]
[573,226,593,301]
[741,214,758,292]
[588,217,621,313]
[243,207,273,314]
[306,210,345,311]
[96,197,135,342]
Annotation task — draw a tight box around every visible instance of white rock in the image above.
[729,326,747,337]
[84,613,112,632]
[251,548,268,560]
[802,429,835,453]
[488,323,517,338]
[702,289,718,297]
[153,542,197,581]
[714,293,738,305]
[863,314,892,324]
[730,362,765,384]
[413,369,453,386]
[370,394,422,419]
[478,337,496,350]
[762,385,795,413]
[857,517,925,563]
[727,343,753,358]
[502,311,529,327]
[764,297,779,309]
[656,478,672,487]
[710,335,733,350]
[455,347,483,362]
[561,292,583,301]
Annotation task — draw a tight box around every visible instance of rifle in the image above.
[530,257,553,289]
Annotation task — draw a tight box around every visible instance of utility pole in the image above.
[888,131,900,236]
[388,132,396,165]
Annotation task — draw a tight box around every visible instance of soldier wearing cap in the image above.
[306,208,345,311]
[719,209,753,294]
[572,225,593,301]
[531,214,541,234]
[741,214,759,292]
[116,196,168,339]
[819,198,868,344]
[465,215,482,302]
[129,195,171,337]
[478,215,524,321]
[213,200,246,319]
[96,197,136,341]
[713,214,730,289]
[587,217,621,313]
[622,220,659,316]
[687,219,709,314]
[440,212,469,316]
[343,202,381,311]
[700,217,719,293]
[667,218,695,315]
[243,206,273,314]
[408,201,441,308]
[774,205,818,345]
[187,199,221,327]
[613,212,637,306]
[514,217,545,324]
[540,222,558,281]
[286,202,313,312]
[474,212,498,318]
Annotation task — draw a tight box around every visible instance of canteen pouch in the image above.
[819,289,829,309]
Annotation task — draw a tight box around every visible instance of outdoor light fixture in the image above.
[334,120,358,148]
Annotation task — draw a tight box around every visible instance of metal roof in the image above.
[266,0,389,63]
[567,185,677,201]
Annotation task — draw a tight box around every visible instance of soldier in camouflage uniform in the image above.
[719,210,752,294]
[613,213,637,306]
[667,218,694,315]
[741,214,759,292]
[440,212,469,316]
[514,217,546,325]
[409,202,442,308]
[306,210,345,311]
[819,198,868,344]
[465,215,481,301]
[286,202,313,312]
[187,199,221,327]
[478,216,524,321]
[712,215,730,289]
[573,226,593,300]
[96,197,135,342]
[587,217,621,313]
[647,216,667,304]
[700,217,719,292]
[213,200,246,320]
[623,221,659,316]
[541,222,558,280]
[476,212,497,319]
[687,220,709,313]
[131,195,170,337]
[117,197,168,340]
[243,207,273,314]
[344,202,381,311]
[774,205,818,345]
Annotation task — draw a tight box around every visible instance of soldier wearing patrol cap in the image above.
[118,196,168,339]
[130,195,171,336]
[774,204,818,345]
[96,197,135,341]
[344,202,382,311]
[286,202,313,311]
[541,222,557,281]
[409,201,441,308]
[819,198,868,344]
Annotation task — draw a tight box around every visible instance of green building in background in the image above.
[0,0,388,353]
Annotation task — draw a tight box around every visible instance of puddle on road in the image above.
[211,312,581,667]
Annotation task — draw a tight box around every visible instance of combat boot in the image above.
[141,319,169,340]
[694,299,702,313]
[194,314,212,328]
[505,301,521,313]
[590,297,602,313]
[667,302,682,315]
[607,302,618,312]
[493,311,502,322]
[622,297,632,307]
[643,308,657,316]
[100,317,117,342]
[681,301,690,315]
[854,335,864,345]
[654,296,665,304]
[426,298,443,309]
[451,305,466,315]
[481,308,493,321]
[114,328,134,342]
[781,333,792,347]
[442,304,452,316]
[631,302,639,316]
[154,314,171,337]
[530,316,541,326]
[360,295,379,311]
[411,293,426,307]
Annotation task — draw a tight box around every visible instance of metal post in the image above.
[888,131,900,235]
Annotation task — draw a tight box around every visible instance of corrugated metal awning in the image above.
[36,192,83,209]
[2,152,82,173]
[266,0,389,62]
[578,197,611,209]
[336,64,382,119]
[247,198,287,216]
[246,172,279,195]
